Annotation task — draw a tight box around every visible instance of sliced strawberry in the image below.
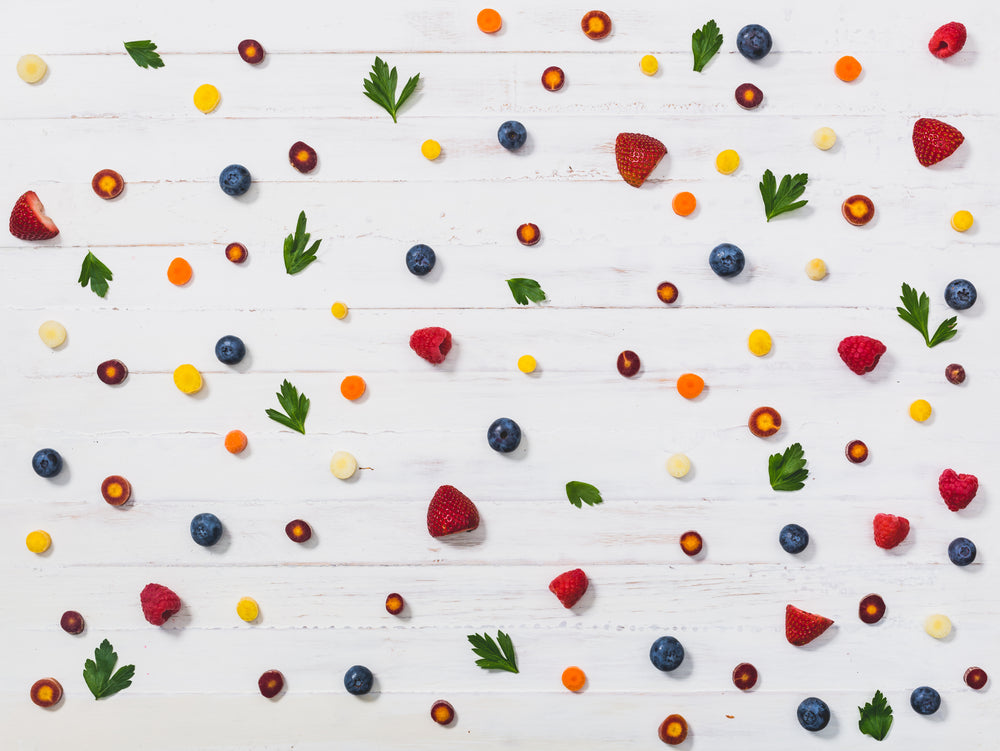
[912,118,965,167]
[615,133,666,187]
[426,485,480,538]
[9,191,59,241]
[549,569,588,608]
[785,604,834,646]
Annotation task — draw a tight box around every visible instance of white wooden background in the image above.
[2,1,996,748]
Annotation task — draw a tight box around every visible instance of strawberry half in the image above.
[785,604,834,646]
[426,485,480,538]
[9,191,59,241]
[912,118,965,167]
[548,568,588,608]
[615,133,667,187]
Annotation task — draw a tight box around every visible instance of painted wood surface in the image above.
[1,1,997,748]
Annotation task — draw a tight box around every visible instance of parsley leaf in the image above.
[83,639,135,700]
[858,689,893,741]
[691,20,724,72]
[265,379,310,434]
[467,630,519,673]
[283,211,322,275]
[506,278,547,305]
[566,481,603,509]
[897,282,957,348]
[768,442,808,491]
[759,169,809,221]
[78,251,113,298]
[123,40,165,69]
[362,56,420,123]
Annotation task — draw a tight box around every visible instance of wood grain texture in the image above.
[1,1,997,749]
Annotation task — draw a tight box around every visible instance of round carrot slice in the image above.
[167,257,192,286]
[671,192,697,216]
[477,9,502,33]
[561,666,586,692]
[835,55,862,82]
[676,373,704,399]
[341,375,366,401]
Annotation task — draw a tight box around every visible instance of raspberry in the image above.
[140,583,181,626]
[928,22,967,59]
[837,335,886,375]
[409,327,452,364]
[938,469,978,511]
[873,513,910,549]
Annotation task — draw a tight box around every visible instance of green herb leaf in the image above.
[858,689,893,741]
[123,40,164,69]
[691,19,724,72]
[898,282,957,347]
[768,442,808,491]
[265,379,309,434]
[506,278,547,305]
[362,56,420,123]
[283,211,322,275]
[83,639,135,700]
[78,251,113,298]
[467,630,519,673]
[566,481,603,509]
[760,169,809,221]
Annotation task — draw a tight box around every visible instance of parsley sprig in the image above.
[468,630,519,673]
[760,169,809,221]
[566,481,603,509]
[506,278,546,305]
[362,57,420,123]
[283,211,322,275]
[124,40,164,69]
[768,443,808,491]
[78,251,113,298]
[265,379,310,434]
[691,20,724,72]
[858,690,893,741]
[83,639,135,700]
[897,282,957,348]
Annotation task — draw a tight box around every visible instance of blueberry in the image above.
[649,636,685,672]
[344,665,373,695]
[948,536,976,566]
[796,697,831,731]
[190,512,223,547]
[31,448,63,478]
[779,524,809,554]
[219,164,251,196]
[709,243,745,277]
[910,686,941,715]
[944,279,977,310]
[215,335,246,365]
[737,24,773,60]
[405,244,436,276]
[487,417,522,453]
[498,120,527,151]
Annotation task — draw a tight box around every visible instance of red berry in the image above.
[912,118,965,167]
[409,327,453,364]
[928,22,967,59]
[615,133,667,188]
[140,583,181,626]
[873,513,910,549]
[837,335,886,375]
[548,568,588,608]
[938,469,978,511]
[9,191,59,241]
[426,485,480,538]
[785,604,834,646]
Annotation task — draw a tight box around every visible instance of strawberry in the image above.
[785,604,834,646]
[938,469,978,511]
[928,22,967,59]
[548,569,588,608]
[426,485,480,538]
[912,118,965,167]
[9,191,59,241]
[615,133,666,187]
[837,335,886,375]
[409,327,452,364]
[873,513,910,549]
